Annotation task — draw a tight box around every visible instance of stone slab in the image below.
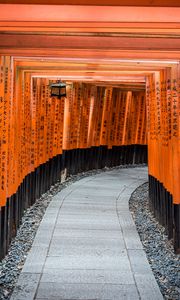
[122,228,143,249]
[10,273,41,300]
[35,283,139,300]
[134,274,164,300]
[44,252,131,270]
[48,239,126,256]
[128,249,152,274]
[52,228,123,239]
[55,219,120,230]
[40,268,135,285]
[22,246,48,273]
[49,235,125,248]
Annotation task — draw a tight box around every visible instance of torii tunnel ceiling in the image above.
[0,1,180,257]
[0,3,179,86]
[0,3,180,86]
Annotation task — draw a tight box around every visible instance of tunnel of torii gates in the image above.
[0,2,179,259]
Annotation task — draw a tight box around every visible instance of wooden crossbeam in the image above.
[0,0,179,6]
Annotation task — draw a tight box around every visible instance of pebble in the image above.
[129,183,180,300]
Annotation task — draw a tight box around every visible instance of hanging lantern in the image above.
[50,81,66,99]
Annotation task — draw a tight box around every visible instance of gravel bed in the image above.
[129,182,180,300]
[0,164,145,300]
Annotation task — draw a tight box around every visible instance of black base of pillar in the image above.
[149,175,180,254]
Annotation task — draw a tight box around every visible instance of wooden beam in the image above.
[1,22,180,29]
[0,0,179,6]
[1,34,180,50]
[16,69,150,76]
[1,26,180,35]
[14,60,175,70]
[2,49,179,59]
[18,69,147,81]
[0,5,179,22]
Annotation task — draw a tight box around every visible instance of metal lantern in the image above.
[50,81,66,99]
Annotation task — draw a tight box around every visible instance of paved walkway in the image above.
[11,167,163,300]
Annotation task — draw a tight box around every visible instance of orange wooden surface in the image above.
[0,0,179,6]
[0,55,179,206]
[0,5,180,23]
[146,66,180,205]
[0,0,179,208]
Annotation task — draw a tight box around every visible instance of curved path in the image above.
[11,167,163,300]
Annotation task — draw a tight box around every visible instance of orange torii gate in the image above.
[0,2,179,258]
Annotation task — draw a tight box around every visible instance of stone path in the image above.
[10,167,163,300]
